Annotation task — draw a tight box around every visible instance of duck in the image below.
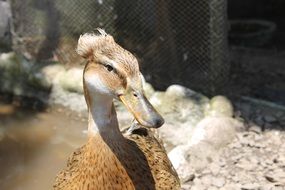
[53,29,180,190]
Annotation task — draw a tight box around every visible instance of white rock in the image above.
[143,82,155,98]
[212,177,226,187]
[41,64,66,85]
[0,52,15,63]
[168,145,194,180]
[168,145,188,169]
[205,95,234,117]
[190,117,243,149]
[165,84,191,98]
[188,142,220,171]
[149,91,165,108]
[158,120,196,147]
[59,67,84,93]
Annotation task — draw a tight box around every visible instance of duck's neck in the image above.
[88,94,123,140]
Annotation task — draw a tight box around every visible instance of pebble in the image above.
[211,177,225,187]
[207,186,218,190]
[221,183,241,190]
[249,125,262,134]
[241,183,260,189]
[209,164,220,175]
[192,179,206,190]
[200,175,212,186]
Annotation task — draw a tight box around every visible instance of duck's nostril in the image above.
[133,92,138,97]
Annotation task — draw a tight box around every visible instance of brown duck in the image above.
[53,29,180,190]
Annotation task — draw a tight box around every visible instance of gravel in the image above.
[182,111,285,190]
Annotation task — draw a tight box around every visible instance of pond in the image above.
[0,95,87,190]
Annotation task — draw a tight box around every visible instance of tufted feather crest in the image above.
[76,28,114,58]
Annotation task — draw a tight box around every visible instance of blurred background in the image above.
[0,0,284,189]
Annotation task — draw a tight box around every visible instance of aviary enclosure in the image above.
[0,0,284,189]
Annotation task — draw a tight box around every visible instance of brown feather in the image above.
[53,128,180,190]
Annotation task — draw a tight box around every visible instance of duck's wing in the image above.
[53,145,86,190]
[124,127,181,189]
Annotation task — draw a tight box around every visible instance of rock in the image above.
[221,184,241,190]
[0,52,53,97]
[49,84,86,112]
[168,145,188,169]
[192,178,207,190]
[200,175,212,186]
[207,186,218,190]
[159,121,195,147]
[191,183,206,190]
[209,163,220,176]
[59,67,84,93]
[165,84,194,98]
[241,183,260,189]
[143,82,155,98]
[149,91,165,109]
[165,84,209,107]
[205,96,234,117]
[151,85,208,144]
[248,125,262,134]
[41,64,66,85]
[189,117,243,149]
[236,159,256,171]
[168,117,243,178]
[188,142,220,171]
[181,184,192,190]
[167,145,195,181]
[212,177,226,187]
[28,71,51,90]
[259,184,276,190]
[0,53,30,95]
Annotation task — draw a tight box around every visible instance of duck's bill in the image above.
[119,92,164,128]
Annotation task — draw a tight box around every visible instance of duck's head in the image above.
[77,29,164,128]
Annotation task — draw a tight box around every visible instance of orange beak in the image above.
[119,90,164,128]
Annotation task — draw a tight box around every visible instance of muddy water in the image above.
[0,102,87,190]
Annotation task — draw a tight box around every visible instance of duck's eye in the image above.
[105,64,114,72]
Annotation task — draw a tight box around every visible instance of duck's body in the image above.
[53,29,180,190]
[54,128,179,190]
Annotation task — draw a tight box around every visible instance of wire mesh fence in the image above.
[9,0,229,95]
